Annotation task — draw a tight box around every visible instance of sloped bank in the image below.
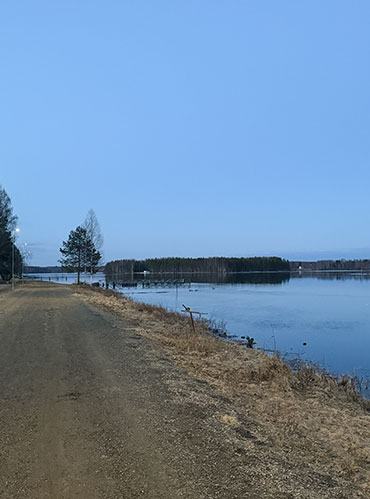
[76,284,370,497]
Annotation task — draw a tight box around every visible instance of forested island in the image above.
[25,258,370,278]
[105,256,290,278]
[103,257,370,283]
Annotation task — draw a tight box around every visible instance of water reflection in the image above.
[294,271,370,281]
[105,270,370,287]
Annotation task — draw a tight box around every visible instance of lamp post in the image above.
[11,227,20,291]
[21,242,28,283]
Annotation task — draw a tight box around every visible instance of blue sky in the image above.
[1,1,370,265]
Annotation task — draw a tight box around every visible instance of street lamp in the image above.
[11,227,20,291]
[21,242,28,282]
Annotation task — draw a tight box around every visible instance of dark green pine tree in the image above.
[0,186,22,281]
[59,226,101,284]
[85,235,102,275]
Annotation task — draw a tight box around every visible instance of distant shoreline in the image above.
[25,268,370,275]
[25,257,370,274]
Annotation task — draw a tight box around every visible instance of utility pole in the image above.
[11,227,20,291]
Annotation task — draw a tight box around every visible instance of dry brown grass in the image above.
[76,285,370,492]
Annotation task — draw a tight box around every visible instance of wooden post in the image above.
[181,304,205,333]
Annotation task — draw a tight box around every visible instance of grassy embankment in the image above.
[76,285,370,493]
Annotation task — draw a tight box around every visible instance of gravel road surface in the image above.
[0,282,261,499]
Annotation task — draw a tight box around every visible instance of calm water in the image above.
[26,271,370,380]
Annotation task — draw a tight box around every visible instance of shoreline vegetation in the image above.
[105,257,290,276]
[104,256,370,279]
[76,283,370,496]
[24,257,370,277]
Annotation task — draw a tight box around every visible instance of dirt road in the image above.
[0,282,263,499]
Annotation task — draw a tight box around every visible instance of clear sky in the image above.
[1,1,370,265]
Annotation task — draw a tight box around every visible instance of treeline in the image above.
[25,266,63,274]
[25,265,106,274]
[290,260,370,271]
[0,186,22,281]
[106,256,290,278]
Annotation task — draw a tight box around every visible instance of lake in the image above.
[25,271,370,383]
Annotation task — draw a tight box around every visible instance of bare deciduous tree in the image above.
[84,209,103,251]
[83,209,104,276]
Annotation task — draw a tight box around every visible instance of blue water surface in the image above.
[119,274,370,378]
